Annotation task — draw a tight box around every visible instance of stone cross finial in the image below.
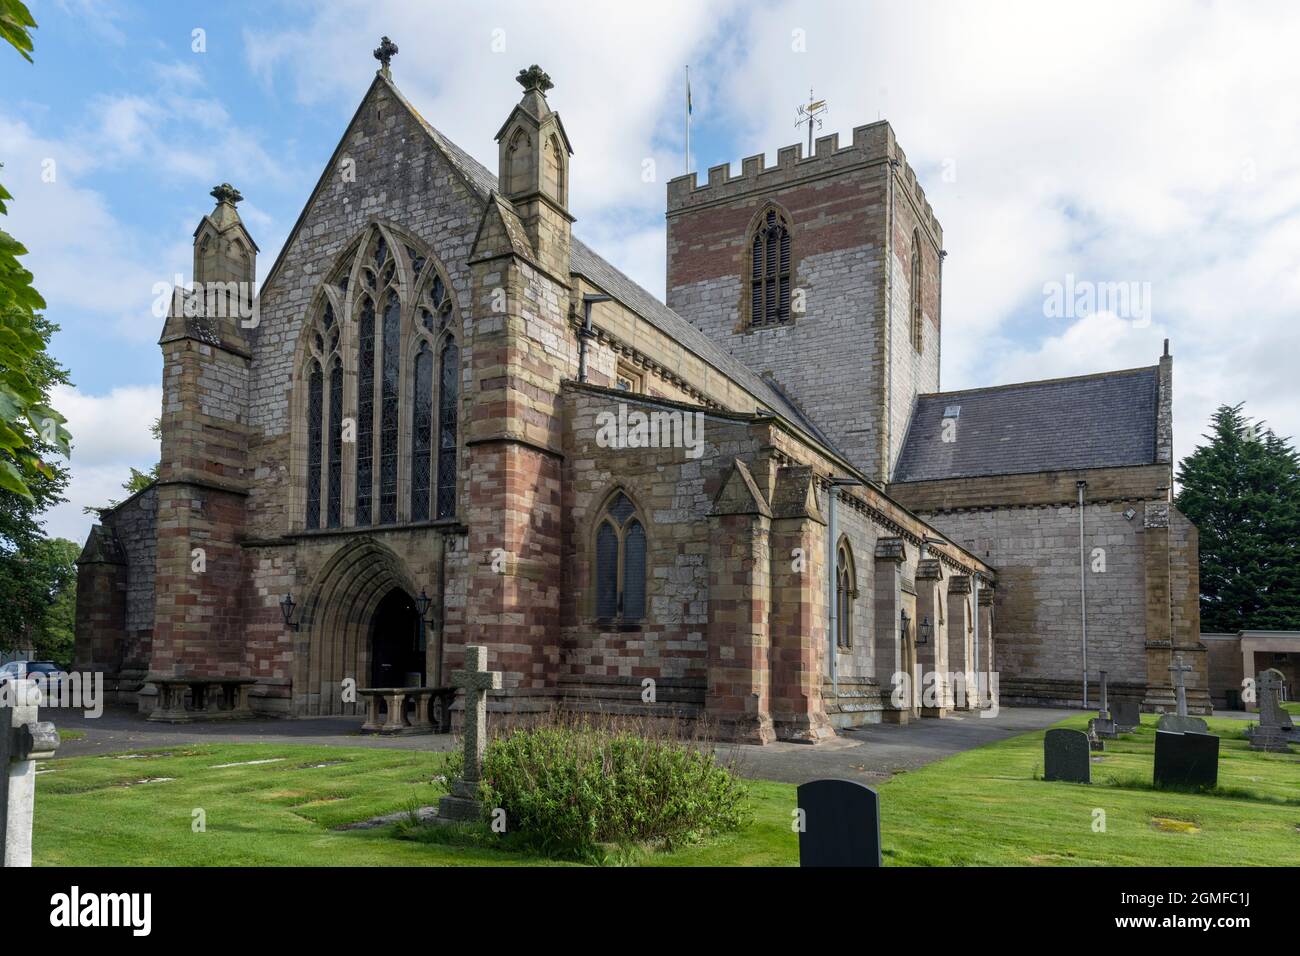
[2,679,59,867]
[373,35,398,74]
[210,183,242,206]
[516,64,553,94]
[1168,654,1193,717]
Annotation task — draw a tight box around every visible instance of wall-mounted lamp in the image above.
[279,592,300,631]
[917,615,933,646]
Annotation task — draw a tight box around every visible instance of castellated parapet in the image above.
[667,121,942,246]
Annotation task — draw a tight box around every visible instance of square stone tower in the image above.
[666,122,943,484]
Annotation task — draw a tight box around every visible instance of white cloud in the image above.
[41,384,161,543]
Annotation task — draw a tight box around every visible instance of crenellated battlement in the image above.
[666,120,941,244]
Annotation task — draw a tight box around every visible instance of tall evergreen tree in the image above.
[1175,403,1300,632]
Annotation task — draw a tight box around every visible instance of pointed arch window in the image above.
[303,299,341,529]
[910,229,924,352]
[836,538,857,649]
[593,491,646,624]
[302,226,460,531]
[748,207,792,328]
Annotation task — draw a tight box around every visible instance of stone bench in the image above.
[358,686,456,735]
[147,677,257,723]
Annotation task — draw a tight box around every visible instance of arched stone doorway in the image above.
[293,537,439,716]
[370,588,425,688]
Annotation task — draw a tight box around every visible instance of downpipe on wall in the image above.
[1077,479,1089,709]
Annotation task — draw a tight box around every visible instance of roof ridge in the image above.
[917,363,1158,400]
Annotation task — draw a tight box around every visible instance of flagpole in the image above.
[685,65,691,175]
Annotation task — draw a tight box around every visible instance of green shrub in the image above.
[476,717,748,860]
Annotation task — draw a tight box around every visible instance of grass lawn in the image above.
[32,715,1298,867]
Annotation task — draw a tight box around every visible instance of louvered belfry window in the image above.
[593,491,647,624]
[749,208,792,328]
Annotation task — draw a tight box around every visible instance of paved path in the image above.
[46,703,1076,784]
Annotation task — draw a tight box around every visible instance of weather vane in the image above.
[796,87,828,154]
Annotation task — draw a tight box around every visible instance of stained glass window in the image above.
[355,296,375,526]
[436,340,459,519]
[596,522,618,619]
[305,360,322,529]
[327,356,343,528]
[379,292,400,523]
[593,491,646,624]
[836,539,856,648]
[411,343,433,521]
[749,208,792,328]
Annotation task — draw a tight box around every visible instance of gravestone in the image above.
[1153,730,1219,789]
[1247,671,1295,753]
[1,678,60,867]
[1157,655,1208,733]
[1111,698,1141,733]
[796,778,881,867]
[1088,670,1116,740]
[1043,728,1090,783]
[436,645,502,823]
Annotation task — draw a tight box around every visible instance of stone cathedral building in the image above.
[73,50,1208,743]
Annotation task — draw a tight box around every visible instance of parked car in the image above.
[0,660,64,697]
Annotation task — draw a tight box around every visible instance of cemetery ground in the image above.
[30,712,1298,867]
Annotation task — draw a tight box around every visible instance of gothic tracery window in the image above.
[300,226,460,530]
[836,538,857,649]
[748,207,792,328]
[593,491,646,624]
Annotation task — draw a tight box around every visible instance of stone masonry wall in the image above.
[666,121,942,484]
[915,502,1148,693]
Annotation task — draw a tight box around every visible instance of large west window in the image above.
[299,225,460,530]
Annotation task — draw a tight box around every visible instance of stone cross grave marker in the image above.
[796,778,881,867]
[1,679,59,867]
[1111,697,1141,733]
[1153,729,1219,790]
[1157,655,1208,733]
[1043,728,1090,783]
[436,645,502,823]
[1247,671,1295,753]
[1088,669,1116,741]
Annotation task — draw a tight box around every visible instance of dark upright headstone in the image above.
[1043,728,1090,783]
[796,778,881,867]
[1153,730,1219,789]
[1111,698,1141,733]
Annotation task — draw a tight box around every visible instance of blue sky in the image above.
[4,0,1300,543]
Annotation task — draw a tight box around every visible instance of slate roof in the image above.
[394,83,836,453]
[892,367,1159,483]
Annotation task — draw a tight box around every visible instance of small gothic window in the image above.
[749,208,792,328]
[593,491,647,624]
[305,360,323,529]
[910,229,923,352]
[436,340,459,519]
[836,538,857,649]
